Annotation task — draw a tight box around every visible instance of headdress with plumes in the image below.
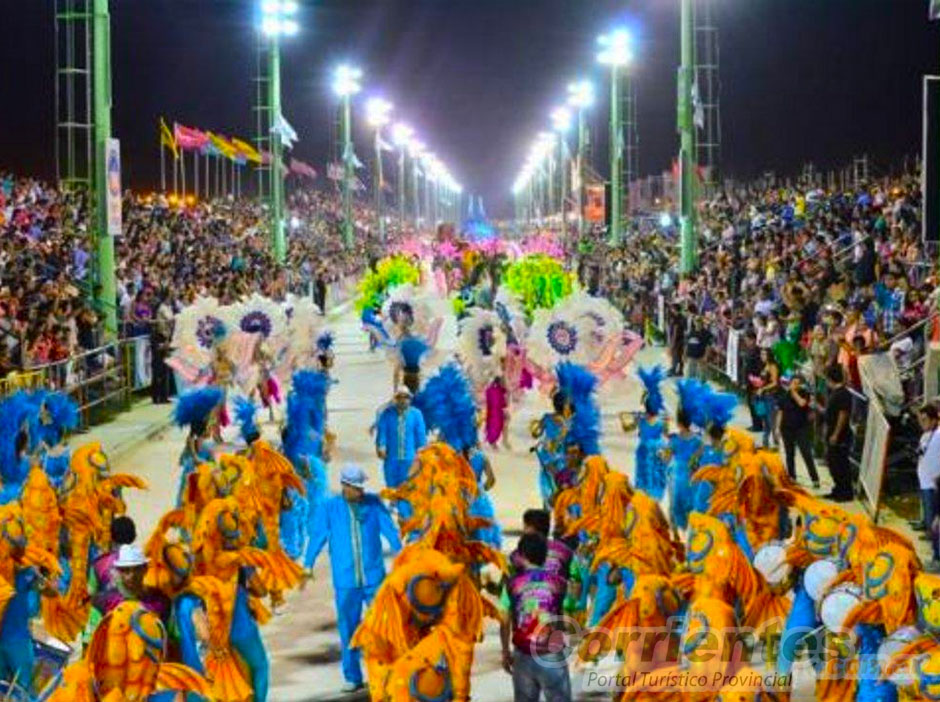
[675,378,710,429]
[354,255,421,313]
[283,369,331,462]
[502,255,573,319]
[232,292,288,342]
[637,365,666,416]
[555,362,601,456]
[413,364,479,452]
[702,386,738,430]
[316,331,334,353]
[30,389,79,447]
[456,309,507,388]
[0,391,36,481]
[234,396,259,443]
[173,387,224,429]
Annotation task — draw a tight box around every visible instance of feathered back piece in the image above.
[234,397,259,443]
[675,378,710,429]
[354,255,421,313]
[556,362,601,456]
[0,391,36,473]
[290,370,331,435]
[703,387,738,429]
[502,255,573,319]
[637,365,666,416]
[413,363,479,452]
[173,387,224,428]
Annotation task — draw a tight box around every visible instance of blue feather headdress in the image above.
[413,363,478,452]
[283,369,333,462]
[555,362,601,456]
[637,365,666,416]
[674,378,710,429]
[0,391,37,481]
[174,387,224,428]
[234,396,259,443]
[316,332,334,353]
[702,386,738,430]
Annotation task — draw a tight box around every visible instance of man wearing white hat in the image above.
[304,465,401,692]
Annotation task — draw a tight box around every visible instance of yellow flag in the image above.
[208,132,239,161]
[231,137,263,164]
[159,117,179,159]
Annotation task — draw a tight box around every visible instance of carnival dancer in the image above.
[173,387,223,507]
[206,345,236,440]
[531,391,569,506]
[659,378,709,535]
[0,393,36,505]
[484,376,510,449]
[250,337,281,423]
[395,323,429,395]
[305,466,402,693]
[375,389,427,512]
[622,365,669,500]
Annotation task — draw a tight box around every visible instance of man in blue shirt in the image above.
[305,466,402,693]
[374,389,427,491]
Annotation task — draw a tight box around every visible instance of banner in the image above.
[105,138,122,237]
[289,158,317,179]
[208,132,239,161]
[859,401,890,518]
[725,329,741,383]
[159,118,178,159]
[272,112,298,148]
[584,184,605,223]
[174,123,209,151]
[133,337,152,388]
[231,137,262,164]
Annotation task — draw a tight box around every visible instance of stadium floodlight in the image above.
[550,106,572,133]
[366,97,393,128]
[567,80,595,109]
[332,64,363,97]
[597,28,632,66]
[261,0,300,37]
[391,123,414,148]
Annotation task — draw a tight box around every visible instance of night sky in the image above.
[1,0,938,216]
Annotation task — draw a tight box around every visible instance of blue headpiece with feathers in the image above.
[283,370,332,462]
[399,335,429,369]
[702,386,738,429]
[674,378,710,429]
[174,387,224,428]
[0,391,37,483]
[316,332,334,353]
[555,362,601,456]
[234,396,259,443]
[413,363,478,452]
[637,365,666,416]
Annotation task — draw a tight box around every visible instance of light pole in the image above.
[333,64,362,249]
[92,0,116,337]
[567,80,594,240]
[260,0,299,264]
[391,123,414,235]
[410,140,425,230]
[598,29,632,246]
[678,0,698,273]
[550,106,572,224]
[366,97,393,244]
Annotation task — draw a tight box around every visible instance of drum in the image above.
[877,625,920,688]
[804,559,840,602]
[754,542,792,591]
[33,637,72,694]
[819,583,863,633]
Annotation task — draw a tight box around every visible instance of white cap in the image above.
[340,465,368,489]
[115,544,149,569]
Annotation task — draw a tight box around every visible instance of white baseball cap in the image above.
[340,465,368,489]
[115,544,149,569]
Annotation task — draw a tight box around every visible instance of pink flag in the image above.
[173,123,209,151]
[289,158,318,179]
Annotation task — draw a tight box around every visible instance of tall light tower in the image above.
[567,80,594,240]
[410,140,425,230]
[597,29,632,245]
[391,123,414,235]
[333,64,362,249]
[260,1,299,264]
[366,97,393,244]
[550,106,572,224]
[679,0,697,272]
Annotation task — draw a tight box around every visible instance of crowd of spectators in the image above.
[0,172,408,372]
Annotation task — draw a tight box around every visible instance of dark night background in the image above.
[0,0,938,216]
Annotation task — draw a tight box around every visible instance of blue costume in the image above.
[231,575,269,702]
[374,405,426,489]
[666,432,703,531]
[534,413,567,502]
[0,567,40,688]
[173,387,224,506]
[305,493,401,687]
[468,450,501,549]
[635,416,668,500]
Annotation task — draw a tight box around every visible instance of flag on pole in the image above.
[261,151,273,166]
[174,123,209,151]
[342,142,363,169]
[207,132,240,161]
[931,0,940,20]
[326,162,344,181]
[231,137,263,164]
[160,118,179,159]
[271,113,299,148]
[289,158,318,179]
[691,82,705,130]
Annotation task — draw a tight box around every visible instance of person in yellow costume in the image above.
[43,601,212,702]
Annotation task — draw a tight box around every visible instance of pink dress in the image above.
[484,380,509,446]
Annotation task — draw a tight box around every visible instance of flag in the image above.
[289,158,318,179]
[692,82,705,130]
[377,135,394,152]
[159,118,179,159]
[271,112,298,148]
[931,0,940,20]
[174,123,209,151]
[342,142,363,169]
[231,137,263,164]
[326,162,344,181]
[208,132,240,161]
[353,177,366,192]
[261,150,273,166]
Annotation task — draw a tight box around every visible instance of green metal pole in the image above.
[558,135,568,226]
[374,129,386,244]
[398,148,406,235]
[342,95,354,248]
[577,108,587,239]
[93,0,116,338]
[679,0,698,273]
[609,64,622,245]
[269,35,286,264]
